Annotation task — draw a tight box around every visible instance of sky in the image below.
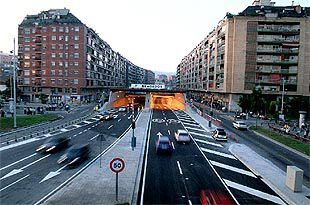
[0,0,309,73]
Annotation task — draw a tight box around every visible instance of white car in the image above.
[212,128,227,141]
[233,121,247,130]
[118,106,127,112]
[174,129,191,143]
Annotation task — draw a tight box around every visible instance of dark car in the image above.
[200,190,234,205]
[36,137,70,153]
[155,136,173,155]
[57,144,90,167]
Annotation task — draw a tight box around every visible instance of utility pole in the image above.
[13,38,17,128]
[131,98,136,150]
[281,78,285,114]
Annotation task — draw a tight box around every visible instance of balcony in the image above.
[35,38,42,44]
[257,36,299,44]
[257,47,299,54]
[257,25,300,34]
[257,58,298,65]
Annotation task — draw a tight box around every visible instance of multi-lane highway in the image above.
[140,108,286,205]
[0,110,138,204]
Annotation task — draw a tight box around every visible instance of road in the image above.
[140,108,285,205]
[0,110,138,204]
[216,114,310,187]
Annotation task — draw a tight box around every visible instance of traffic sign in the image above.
[110,157,125,173]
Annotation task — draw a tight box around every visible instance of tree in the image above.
[0,78,22,100]
[39,93,48,104]
[251,88,264,114]
[238,94,251,112]
[269,101,277,115]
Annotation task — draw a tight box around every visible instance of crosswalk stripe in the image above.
[182,122,200,127]
[60,128,69,132]
[73,124,81,128]
[83,120,92,124]
[210,160,256,178]
[194,138,222,148]
[224,179,285,205]
[189,131,212,139]
[178,116,193,121]
[201,147,237,160]
[185,126,205,132]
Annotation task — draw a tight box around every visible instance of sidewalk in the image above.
[40,109,151,205]
[230,144,310,205]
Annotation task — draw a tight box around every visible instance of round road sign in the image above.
[110,157,125,173]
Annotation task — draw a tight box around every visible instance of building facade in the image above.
[18,9,154,102]
[0,52,14,92]
[177,0,310,111]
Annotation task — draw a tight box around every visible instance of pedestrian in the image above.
[0,109,4,118]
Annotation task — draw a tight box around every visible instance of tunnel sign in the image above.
[110,157,125,173]
[130,84,165,90]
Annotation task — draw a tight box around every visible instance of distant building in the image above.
[144,69,155,84]
[0,52,14,92]
[18,9,154,102]
[177,0,310,111]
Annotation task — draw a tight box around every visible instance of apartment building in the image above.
[177,0,310,111]
[0,52,14,92]
[18,9,154,102]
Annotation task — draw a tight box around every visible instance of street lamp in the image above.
[10,38,17,128]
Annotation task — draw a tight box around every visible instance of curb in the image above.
[249,127,310,160]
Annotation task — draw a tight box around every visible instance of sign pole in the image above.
[116,172,118,201]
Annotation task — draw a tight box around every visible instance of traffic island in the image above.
[40,109,151,205]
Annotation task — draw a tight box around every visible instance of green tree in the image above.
[0,78,22,100]
[251,88,264,114]
[269,101,277,115]
[238,94,251,112]
[39,93,48,104]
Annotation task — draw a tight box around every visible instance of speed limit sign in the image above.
[110,157,125,173]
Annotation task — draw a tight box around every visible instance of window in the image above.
[58,70,63,76]
[74,27,79,32]
[58,79,63,85]
[52,27,56,32]
[42,27,47,32]
[24,46,30,51]
[74,62,79,66]
[65,44,69,50]
[42,78,46,84]
[51,61,56,67]
[59,27,64,32]
[59,53,63,58]
[24,70,30,76]
[51,53,56,58]
[74,79,79,84]
[64,62,68,67]
[42,70,46,75]
[24,78,30,85]
[74,70,79,75]
[74,36,79,41]
[51,79,55,84]
[72,88,77,94]
[74,44,79,49]
[24,62,30,67]
[64,70,68,76]
[24,54,30,60]
[65,36,69,42]
[59,44,63,50]
[42,36,47,41]
[74,53,79,58]
[32,28,36,34]
[24,28,30,35]
[51,36,56,41]
[24,37,30,43]
[65,53,68,59]
[59,62,63,67]
[51,44,56,50]
[65,27,69,33]
[59,36,64,41]
[51,70,55,76]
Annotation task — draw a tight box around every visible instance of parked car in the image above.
[118,106,127,112]
[57,144,90,167]
[174,129,191,143]
[155,136,173,155]
[99,111,113,121]
[233,120,247,130]
[36,137,70,153]
[200,190,234,205]
[212,128,227,141]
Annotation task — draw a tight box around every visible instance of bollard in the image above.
[286,166,303,192]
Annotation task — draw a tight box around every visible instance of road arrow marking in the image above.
[39,164,68,183]
[156,132,163,137]
[0,153,37,171]
[0,154,51,180]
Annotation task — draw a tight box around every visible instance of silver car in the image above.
[174,129,191,143]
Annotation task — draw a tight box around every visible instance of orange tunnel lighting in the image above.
[150,93,185,110]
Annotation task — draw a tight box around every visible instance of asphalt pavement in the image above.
[0,110,137,205]
[140,107,286,205]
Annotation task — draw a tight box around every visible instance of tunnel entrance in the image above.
[150,93,185,110]
[112,93,146,109]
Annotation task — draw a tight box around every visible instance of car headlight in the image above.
[57,155,68,164]
[36,145,45,152]
[69,157,80,165]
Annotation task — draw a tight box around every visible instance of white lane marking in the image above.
[108,125,114,129]
[1,154,51,180]
[83,120,92,124]
[113,114,118,119]
[123,113,127,117]
[60,128,69,132]
[182,122,200,127]
[118,119,122,122]
[224,179,285,205]
[171,142,175,149]
[189,131,212,139]
[89,134,100,141]
[178,116,193,121]
[44,133,52,137]
[165,122,168,126]
[91,125,95,128]
[188,200,193,205]
[90,117,99,121]
[210,160,257,178]
[194,138,223,148]
[39,163,69,183]
[185,126,206,132]
[78,132,82,135]
[168,130,171,135]
[0,138,40,152]
[83,130,87,133]
[0,153,37,171]
[87,127,91,130]
[201,148,237,160]
[176,161,183,175]
[73,124,81,128]
[128,114,132,119]
[0,174,30,192]
[73,134,77,137]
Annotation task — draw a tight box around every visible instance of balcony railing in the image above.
[257,59,298,64]
[257,48,299,54]
[257,37,299,43]
[257,25,300,33]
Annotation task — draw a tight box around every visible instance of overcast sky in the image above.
[0,0,308,73]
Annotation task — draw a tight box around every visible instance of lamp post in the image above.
[12,38,17,128]
[281,78,285,114]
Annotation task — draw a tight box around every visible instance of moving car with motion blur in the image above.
[118,106,127,112]
[155,136,173,155]
[57,144,90,167]
[212,128,227,141]
[233,120,247,130]
[174,129,191,143]
[200,190,234,205]
[36,137,70,153]
[99,111,113,121]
